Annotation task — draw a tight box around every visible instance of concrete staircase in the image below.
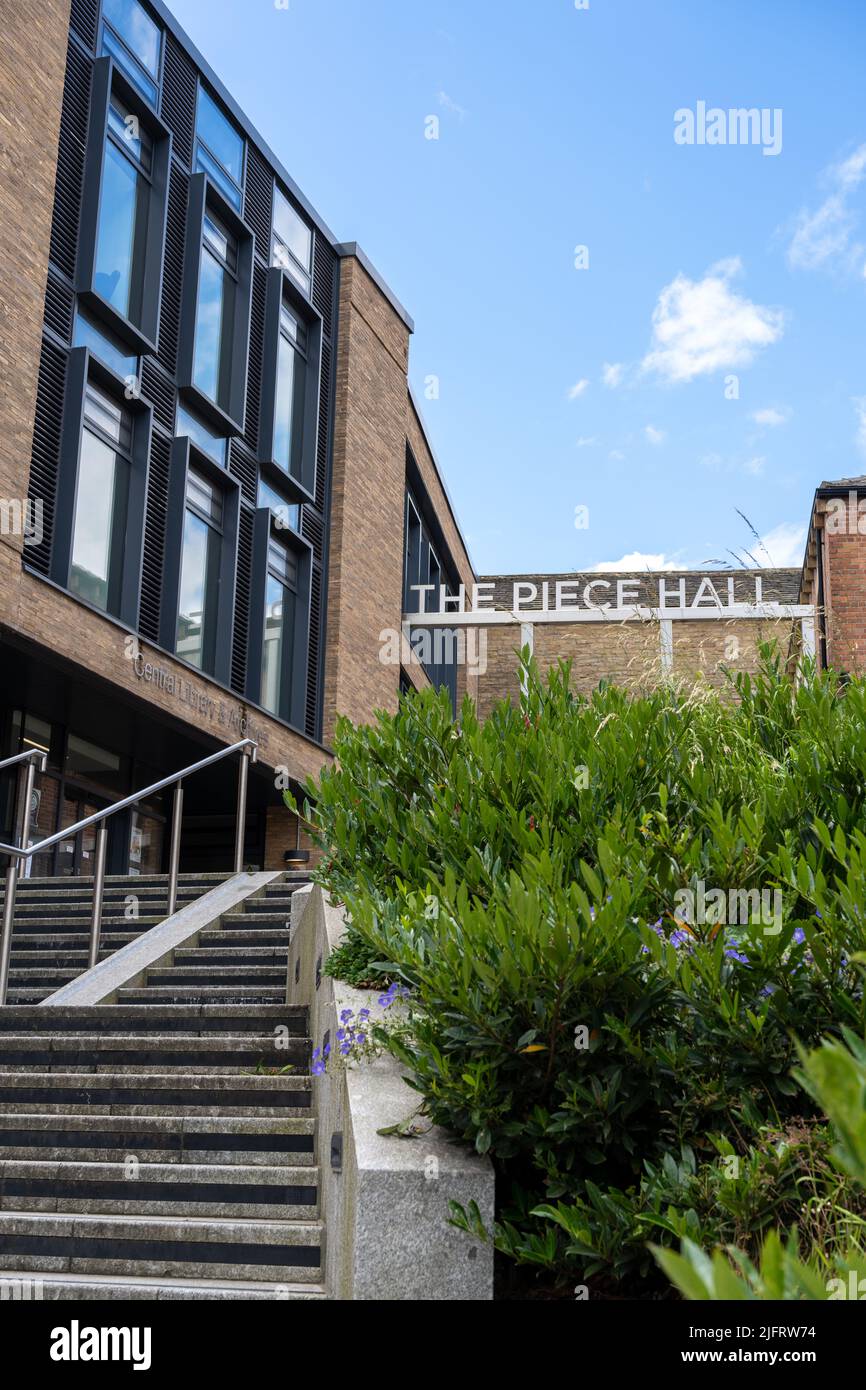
[0,874,229,1004]
[0,871,325,1299]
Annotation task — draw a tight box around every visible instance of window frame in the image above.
[271,185,313,296]
[99,0,163,108]
[159,436,240,685]
[52,346,152,629]
[177,173,253,436]
[77,57,171,357]
[194,82,246,213]
[246,507,312,729]
[258,266,322,505]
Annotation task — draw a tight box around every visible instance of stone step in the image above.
[0,1159,319,1220]
[0,1034,308,1069]
[0,1114,316,1166]
[145,967,287,985]
[215,913,294,929]
[0,1005,304,1035]
[240,901,297,915]
[8,908,181,924]
[2,915,164,929]
[0,1071,312,1115]
[117,989,286,1005]
[174,947,289,964]
[199,930,288,949]
[0,1210,323,1282]
[0,1269,327,1300]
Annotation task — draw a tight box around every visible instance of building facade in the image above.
[1,0,863,886]
[0,0,472,879]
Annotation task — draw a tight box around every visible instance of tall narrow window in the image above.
[101,0,162,105]
[261,539,298,719]
[94,96,153,327]
[272,187,312,294]
[70,383,132,614]
[195,86,244,211]
[193,213,238,411]
[273,300,307,479]
[177,469,223,671]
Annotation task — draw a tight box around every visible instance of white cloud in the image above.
[608,449,625,461]
[854,397,866,455]
[602,362,624,388]
[751,407,789,427]
[757,522,807,568]
[590,551,684,572]
[567,378,590,400]
[575,435,598,448]
[644,425,666,446]
[641,258,784,384]
[787,144,866,273]
[743,455,766,476]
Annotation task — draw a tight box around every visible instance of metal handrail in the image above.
[0,748,50,775]
[0,738,257,1005]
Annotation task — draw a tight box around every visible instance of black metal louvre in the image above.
[138,428,171,643]
[244,145,274,264]
[69,0,98,51]
[49,41,92,282]
[27,340,68,577]
[140,358,176,433]
[243,262,267,455]
[160,31,197,169]
[156,163,189,376]
[43,275,74,343]
[231,505,254,694]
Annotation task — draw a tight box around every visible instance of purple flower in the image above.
[792,927,806,946]
[340,1009,354,1023]
[356,1033,366,1045]
[725,947,749,964]
[359,1008,370,1020]
[312,1059,326,1076]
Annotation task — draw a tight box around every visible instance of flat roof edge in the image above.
[335,243,415,332]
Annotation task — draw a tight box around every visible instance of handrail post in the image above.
[234,744,254,873]
[88,825,108,969]
[0,863,18,1007]
[0,753,44,1006]
[167,782,183,916]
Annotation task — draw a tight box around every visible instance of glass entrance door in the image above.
[57,793,107,877]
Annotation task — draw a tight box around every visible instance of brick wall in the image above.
[323,254,411,741]
[0,0,70,562]
[823,529,866,673]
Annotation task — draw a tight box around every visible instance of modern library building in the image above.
[1,0,864,886]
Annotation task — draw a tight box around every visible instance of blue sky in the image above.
[168,0,866,575]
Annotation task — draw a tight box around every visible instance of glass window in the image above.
[193,213,237,410]
[177,468,223,671]
[94,97,152,327]
[195,86,244,211]
[70,382,132,614]
[73,309,139,380]
[65,734,124,792]
[273,299,307,477]
[258,477,300,533]
[101,0,161,105]
[272,187,312,293]
[176,402,227,468]
[261,538,297,719]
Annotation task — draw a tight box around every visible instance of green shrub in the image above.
[293,649,866,1295]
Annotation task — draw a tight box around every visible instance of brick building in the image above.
[0,0,858,885]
